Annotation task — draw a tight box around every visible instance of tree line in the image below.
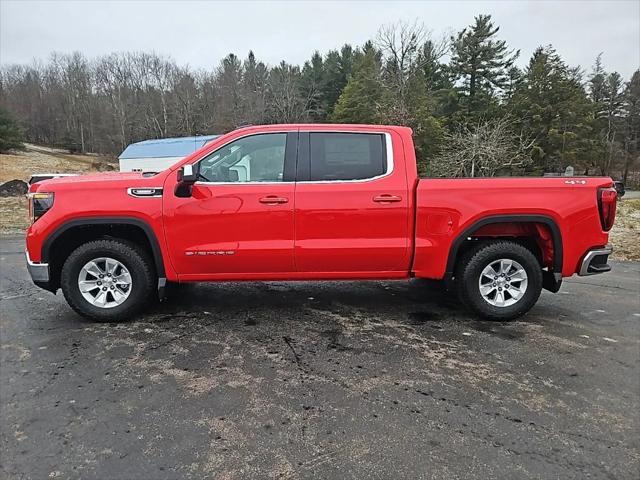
[1,15,638,182]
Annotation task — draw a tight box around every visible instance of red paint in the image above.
[26,124,615,286]
[163,172,296,276]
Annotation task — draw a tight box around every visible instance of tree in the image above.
[322,45,356,117]
[0,106,25,152]
[300,51,327,121]
[509,46,593,173]
[214,54,244,131]
[241,51,269,125]
[621,71,640,183]
[331,44,384,124]
[266,61,310,123]
[377,21,429,123]
[588,55,626,175]
[430,117,532,177]
[450,14,519,118]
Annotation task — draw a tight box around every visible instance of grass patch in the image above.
[609,198,640,261]
[0,196,28,234]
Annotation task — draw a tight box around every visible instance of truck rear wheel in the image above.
[456,240,543,321]
[60,239,155,321]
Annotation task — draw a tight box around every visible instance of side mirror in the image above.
[614,181,625,198]
[175,164,198,197]
[177,164,197,183]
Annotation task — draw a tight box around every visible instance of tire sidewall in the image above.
[461,243,542,320]
[61,241,152,321]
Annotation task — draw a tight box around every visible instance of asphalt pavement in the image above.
[1,234,639,479]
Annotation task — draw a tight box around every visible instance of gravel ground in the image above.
[1,235,638,479]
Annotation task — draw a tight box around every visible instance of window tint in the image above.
[309,133,386,181]
[198,133,287,183]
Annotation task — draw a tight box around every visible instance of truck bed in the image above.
[412,177,613,279]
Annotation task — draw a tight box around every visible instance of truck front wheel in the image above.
[60,239,155,321]
[456,241,543,321]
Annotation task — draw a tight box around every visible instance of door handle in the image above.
[259,196,289,204]
[373,194,402,203]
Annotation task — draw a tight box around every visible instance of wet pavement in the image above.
[1,235,639,479]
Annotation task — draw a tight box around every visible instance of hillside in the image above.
[0,144,116,233]
[0,144,116,183]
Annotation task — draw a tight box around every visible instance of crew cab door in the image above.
[163,131,297,278]
[294,130,411,274]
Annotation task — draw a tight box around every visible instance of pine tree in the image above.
[214,54,244,130]
[331,45,384,124]
[300,51,326,121]
[509,46,593,173]
[322,45,356,117]
[241,51,269,125]
[450,14,519,118]
[621,71,640,183]
[0,106,25,153]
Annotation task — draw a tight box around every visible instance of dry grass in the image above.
[0,196,28,234]
[0,144,116,183]
[0,144,115,234]
[609,198,640,261]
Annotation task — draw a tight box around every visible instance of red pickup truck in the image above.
[25,124,617,321]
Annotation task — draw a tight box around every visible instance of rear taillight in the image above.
[597,187,617,232]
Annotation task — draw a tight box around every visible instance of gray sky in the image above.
[1,0,638,79]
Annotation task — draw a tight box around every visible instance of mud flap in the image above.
[542,271,563,293]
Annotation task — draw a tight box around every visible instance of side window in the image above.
[198,133,287,183]
[309,133,387,181]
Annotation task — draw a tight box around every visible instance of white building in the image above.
[118,135,219,172]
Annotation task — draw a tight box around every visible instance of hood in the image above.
[29,171,163,192]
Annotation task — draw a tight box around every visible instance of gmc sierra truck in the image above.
[25,124,617,321]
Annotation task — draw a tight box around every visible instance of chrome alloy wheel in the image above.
[478,258,528,307]
[78,257,132,308]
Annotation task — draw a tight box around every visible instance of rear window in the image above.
[309,133,387,181]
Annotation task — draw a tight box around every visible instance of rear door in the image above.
[294,129,411,274]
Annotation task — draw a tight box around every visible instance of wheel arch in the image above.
[42,217,166,291]
[445,214,563,282]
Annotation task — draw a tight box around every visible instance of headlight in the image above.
[28,192,54,224]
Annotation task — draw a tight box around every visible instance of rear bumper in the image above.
[578,245,613,276]
[25,249,53,291]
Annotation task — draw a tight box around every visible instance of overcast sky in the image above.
[1,0,638,79]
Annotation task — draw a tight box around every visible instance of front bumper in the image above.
[578,245,613,276]
[25,249,53,291]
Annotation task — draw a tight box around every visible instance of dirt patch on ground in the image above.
[609,198,640,261]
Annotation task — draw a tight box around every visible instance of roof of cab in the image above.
[119,135,220,159]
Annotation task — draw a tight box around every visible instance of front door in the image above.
[163,131,298,279]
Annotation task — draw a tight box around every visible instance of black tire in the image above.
[455,240,543,321]
[60,239,155,321]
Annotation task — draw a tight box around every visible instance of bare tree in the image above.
[266,61,310,123]
[431,117,534,177]
[376,21,447,124]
